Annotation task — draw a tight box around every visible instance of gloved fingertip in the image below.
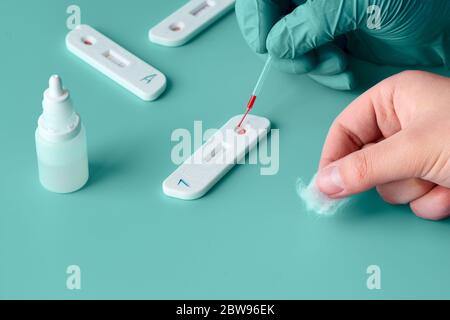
[266,19,293,59]
[249,40,268,54]
[343,71,358,90]
[271,54,317,74]
[308,71,358,91]
[235,0,270,54]
[309,45,349,76]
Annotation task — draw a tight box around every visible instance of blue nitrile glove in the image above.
[236,0,450,90]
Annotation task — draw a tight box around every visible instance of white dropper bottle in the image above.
[35,75,89,193]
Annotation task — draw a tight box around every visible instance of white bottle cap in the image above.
[38,75,81,143]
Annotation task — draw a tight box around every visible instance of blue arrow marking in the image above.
[141,74,157,84]
[178,179,190,188]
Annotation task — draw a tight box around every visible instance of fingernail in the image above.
[317,166,345,195]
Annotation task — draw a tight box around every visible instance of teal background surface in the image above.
[1,0,450,299]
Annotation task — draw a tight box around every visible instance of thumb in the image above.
[235,0,291,54]
[316,130,429,198]
[267,0,365,59]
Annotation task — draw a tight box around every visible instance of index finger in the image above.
[319,76,401,169]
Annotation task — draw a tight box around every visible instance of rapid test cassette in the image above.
[163,115,271,200]
[66,25,167,101]
[149,0,236,47]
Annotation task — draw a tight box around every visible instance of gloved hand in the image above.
[236,0,450,90]
[316,71,450,220]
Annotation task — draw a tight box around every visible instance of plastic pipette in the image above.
[237,56,273,128]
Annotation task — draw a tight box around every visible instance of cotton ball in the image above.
[297,174,350,216]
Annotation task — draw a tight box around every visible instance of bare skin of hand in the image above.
[316,71,450,220]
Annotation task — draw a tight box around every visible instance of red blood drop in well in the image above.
[236,127,247,135]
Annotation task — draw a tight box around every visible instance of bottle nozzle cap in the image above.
[40,74,78,139]
[47,75,68,100]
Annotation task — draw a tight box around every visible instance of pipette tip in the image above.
[237,56,273,128]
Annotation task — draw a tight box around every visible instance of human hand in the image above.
[316,71,450,220]
[236,0,450,90]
